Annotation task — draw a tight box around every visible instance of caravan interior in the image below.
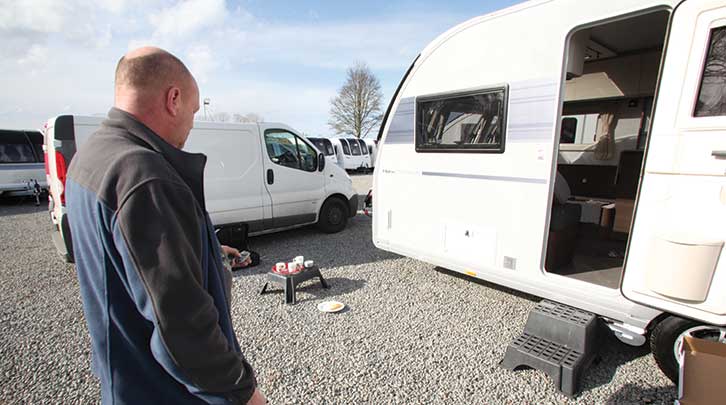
[545,10,669,288]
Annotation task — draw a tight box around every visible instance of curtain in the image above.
[594,112,615,160]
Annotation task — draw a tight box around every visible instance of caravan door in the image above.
[621,0,726,325]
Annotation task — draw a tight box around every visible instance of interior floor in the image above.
[554,224,625,289]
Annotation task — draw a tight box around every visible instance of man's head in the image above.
[114,47,199,148]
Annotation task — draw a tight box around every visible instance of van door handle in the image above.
[267,169,274,184]
[712,150,726,159]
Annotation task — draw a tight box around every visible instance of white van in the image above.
[374,0,726,383]
[45,116,358,262]
[0,129,47,197]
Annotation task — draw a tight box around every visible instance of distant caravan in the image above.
[330,137,370,172]
[373,0,726,384]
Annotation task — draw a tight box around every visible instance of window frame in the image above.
[415,84,508,154]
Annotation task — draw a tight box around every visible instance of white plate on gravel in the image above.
[317,301,345,313]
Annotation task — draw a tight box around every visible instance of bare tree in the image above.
[328,62,383,138]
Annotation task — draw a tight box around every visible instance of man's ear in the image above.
[165,86,182,117]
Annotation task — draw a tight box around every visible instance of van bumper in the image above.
[348,194,359,217]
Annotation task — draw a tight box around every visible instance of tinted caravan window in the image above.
[309,138,334,156]
[0,130,36,163]
[340,139,351,155]
[416,86,507,153]
[25,131,44,162]
[358,139,368,155]
[347,138,361,155]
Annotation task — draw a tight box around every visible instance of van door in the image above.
[622,0,726,325]
[262,128,325,227]
[183,125,268,232]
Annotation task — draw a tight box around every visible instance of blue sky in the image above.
[0,0,519,137]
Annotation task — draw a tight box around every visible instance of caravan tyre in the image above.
[317,198,348,234]
[649,316,726,384]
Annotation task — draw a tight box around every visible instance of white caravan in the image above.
[307,137,340,168]
[45,116,358,262]
[330,137,367,171]
[363,138,378,169]
[374,0,726,383]
[355,138,372,171]
[0,129,47,197]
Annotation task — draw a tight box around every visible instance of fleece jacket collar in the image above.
[104,107,207,209]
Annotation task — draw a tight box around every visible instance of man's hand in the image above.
[247,388,266,405]
[221,245,240,258]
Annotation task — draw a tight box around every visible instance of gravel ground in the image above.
[0,179,677,404]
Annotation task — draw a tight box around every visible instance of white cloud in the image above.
[149,0,228,39]
[0,1,470,134]
[185,44,219,84]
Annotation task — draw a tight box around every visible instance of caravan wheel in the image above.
[650,316,726,383]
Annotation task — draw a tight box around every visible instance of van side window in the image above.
[695,26,726,117]
[296,137,317,172]
[416,86,507,153]
[265,130,317,172]
[0,130,36,163]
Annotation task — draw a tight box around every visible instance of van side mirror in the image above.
[318,153,325,171]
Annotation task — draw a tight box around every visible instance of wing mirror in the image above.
[318,153,326,171]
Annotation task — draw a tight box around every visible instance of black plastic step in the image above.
[500,300,604,397]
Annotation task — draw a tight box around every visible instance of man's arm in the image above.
[114,179,256,404]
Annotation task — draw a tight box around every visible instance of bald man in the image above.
[66,47,265,404]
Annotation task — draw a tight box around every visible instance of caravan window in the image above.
[416,87,507,153]
[340,139,351,155]
[357,139,368,155]
[0,130,36,163]
[309,137,334,156]
[694,26,726,117]
[348,138,362,155]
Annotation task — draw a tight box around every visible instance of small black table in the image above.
[259,266,329,304]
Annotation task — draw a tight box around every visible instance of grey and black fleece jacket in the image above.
[66,108,257,404]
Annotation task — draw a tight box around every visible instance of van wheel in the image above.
[317,198,348,233]
[650,316,726,383]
